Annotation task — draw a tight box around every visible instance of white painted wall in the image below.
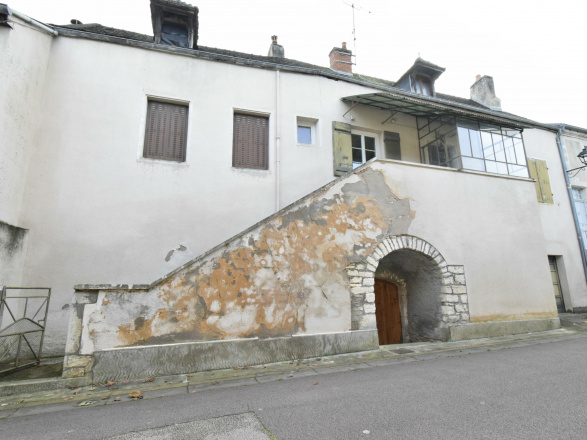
[524,129,587,310]
[0,17,53,226]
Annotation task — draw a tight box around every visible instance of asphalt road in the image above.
[1,335,586,439]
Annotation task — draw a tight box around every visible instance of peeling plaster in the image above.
[84,169,414,350]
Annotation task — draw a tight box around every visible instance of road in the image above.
[1,334,586,439]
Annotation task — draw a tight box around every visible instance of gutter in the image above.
[555,124,587,285]
[3,5,58,36]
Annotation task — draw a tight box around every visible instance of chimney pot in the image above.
[342,42,347,49]
[268,35,284,58]
[476,74,481,81]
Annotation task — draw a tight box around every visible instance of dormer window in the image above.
[413,75,432,96]
[151,0,198,50]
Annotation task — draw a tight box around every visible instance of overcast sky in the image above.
[8,0,587,127]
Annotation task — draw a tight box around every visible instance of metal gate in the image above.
[0,287,51,374]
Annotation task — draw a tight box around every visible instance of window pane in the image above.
[504,137,516,163]
[496,162,508,175]
[364,136,376,152]
[513,137,526,165]
[492,133,506,162]
[508,164,529,178]
[470,129,483,158]
[352,134,362,149]
[297,126,311,144]
[485,160,498,174]
[462,157,485,171]
[352,147,362,164]
[481,131,495,160]
[457,127,472,156]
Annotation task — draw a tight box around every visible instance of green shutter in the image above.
[528,158,553,204]
[333,121,352,176]
[384,131,401,160]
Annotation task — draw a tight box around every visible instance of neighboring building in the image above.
[1,2,586,378]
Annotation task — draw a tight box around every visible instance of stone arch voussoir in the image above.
[347,235,470,332]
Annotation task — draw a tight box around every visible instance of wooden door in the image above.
[374,279,402,345]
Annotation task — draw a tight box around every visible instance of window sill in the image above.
[137,157,190,167]
[296,143,320,148]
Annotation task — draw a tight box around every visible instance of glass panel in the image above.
[485,160,498,174]
[513,137,526,165]
[365,150,376,161]
[352,147,362,164]
[457,127,472,156]
[496,162,508,175]
[462,157,485,171]
[352,134,362,149]
[470,129,483,158]
[421,80,432,96]
[492,133,506,162]
[504,137,516,163]
[447,146,459,169]
[297,126,311,144]
[429,144,440,166]
[352,134,362,165]
[508,164,529,178]
[481,131,495,160]
[364,136,376,152]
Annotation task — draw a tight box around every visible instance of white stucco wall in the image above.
[524,129,587,309]
[0,17,53,226]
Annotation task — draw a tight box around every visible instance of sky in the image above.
[8,0,587,127]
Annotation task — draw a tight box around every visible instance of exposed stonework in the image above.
[347,235,469,332]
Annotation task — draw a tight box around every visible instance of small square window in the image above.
[296,117,319,146]
[143,100,188,162]
[298,126,312,144]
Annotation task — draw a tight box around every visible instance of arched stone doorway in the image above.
[348,235,470,344]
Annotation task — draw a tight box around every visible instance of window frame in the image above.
[142,97,190,163]
[351,130,378,169]
[296,116,319,147]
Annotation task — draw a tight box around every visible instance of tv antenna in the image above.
[341,1,372,63]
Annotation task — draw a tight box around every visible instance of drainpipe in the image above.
[9,7,59,36]
[275,70,281,212]
[555,125,587,285]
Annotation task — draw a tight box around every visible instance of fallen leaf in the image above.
[313,382,319,385]
[263,366,268,369]
[186,374,193,377]
[106,381,115,386]
[113,397,121,402]
[89,388,95,391]
[144,378,155,382]
[363,430,370,435]
[232,367,240,370]
[69,386,79,390]
[480,401,486,405]
[129,391,143,399]
[101,397,109,400]
[73,391,79,395]
[75,401,96,407]
[122,381,130,384]
[212,381,218,385]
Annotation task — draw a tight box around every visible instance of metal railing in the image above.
[0,287,51,375]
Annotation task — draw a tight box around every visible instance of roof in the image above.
[53,22,554,131]
[151,0,198,11]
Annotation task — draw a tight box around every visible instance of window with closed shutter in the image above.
[143,100,188,162]
[233,113,269,170]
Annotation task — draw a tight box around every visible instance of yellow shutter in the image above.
[528,158,553,204]
[332,121,352,176]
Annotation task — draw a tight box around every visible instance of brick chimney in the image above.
[470,75,501,110]
[329,42,353,74]
[268,35,284,58]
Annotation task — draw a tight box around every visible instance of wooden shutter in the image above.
[384,131,401,160]
[528,158,553,204]
[333,121,352,176]
[143,101,188,162]
[232,114,269,170]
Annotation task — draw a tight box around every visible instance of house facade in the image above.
[1,2,586,377]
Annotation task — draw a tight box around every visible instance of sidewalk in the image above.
[1,313,586,419]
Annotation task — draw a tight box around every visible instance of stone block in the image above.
[455,303,468,313]
[64,355,93,369]
[62,367,87,378]
[366,256,377,267]
[358,271,373,277]
[454,275,466,285]
[349,277,363,284]
[441,276,454,285]
[442,294,459,303]
[460,313,470,322]
[364,303,376,314]
[365,292,375,303]
[360,314,377,330]
[356,264,366,270]
[363,277,375,286]
[347,270,359,277]
[452,285,467,294]
[373,248,383,259]
[366,264,377,272]
[448,265,465,274]
[351,286,371,294]
[450,318,560,341]
[441,286,452,294]
[441,305,455,315]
